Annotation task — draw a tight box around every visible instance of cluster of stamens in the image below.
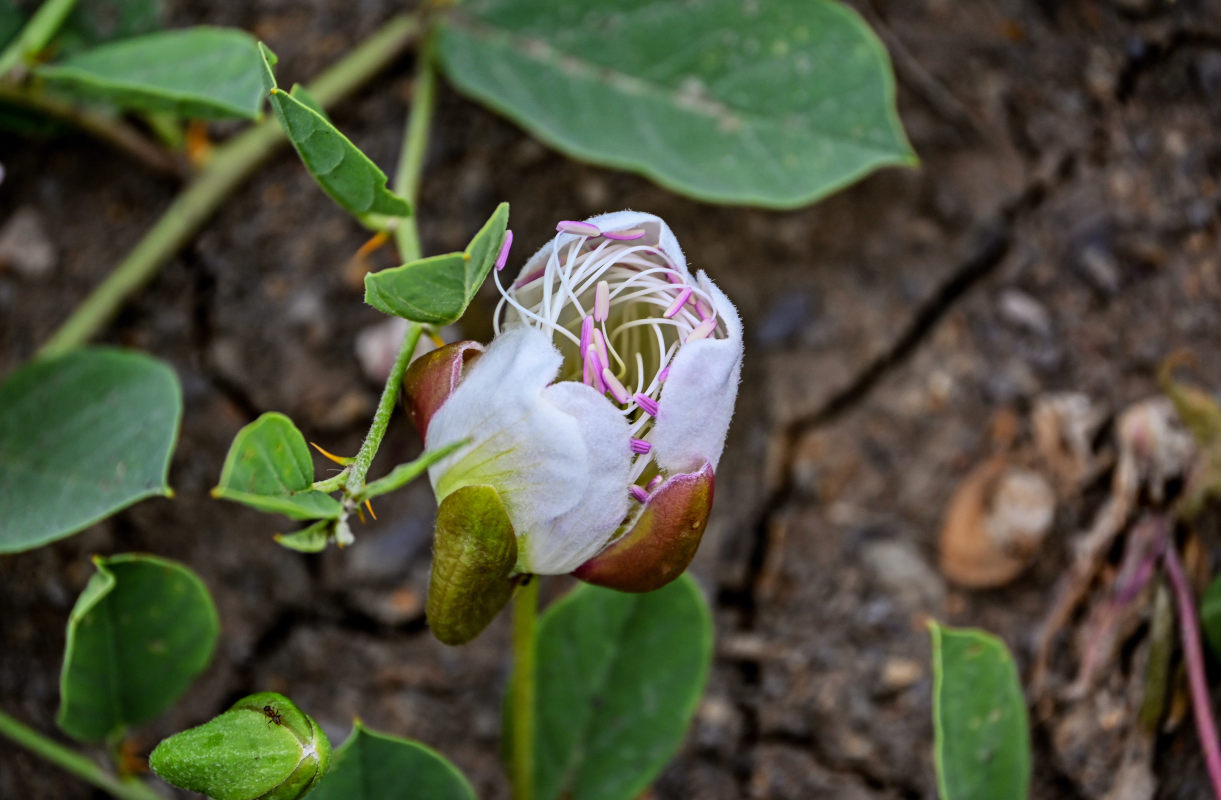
[493,220,726,500]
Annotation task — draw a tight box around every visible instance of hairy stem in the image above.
[343,320,422,491]
[37,11,421,358]
[392,36,437,263]
[341,40,439,493]
[0,709,163,800]
[0,0,78,77]
[1163,545,1221,799]
[0,84,180,174]
[511,578,539,800]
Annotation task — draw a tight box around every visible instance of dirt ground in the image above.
[3,0,1221,797]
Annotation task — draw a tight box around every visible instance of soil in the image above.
[3,0,1221,798]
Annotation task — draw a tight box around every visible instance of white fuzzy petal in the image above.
[425,326,631,574]
[523,382,631,574]
[650,272,743,473]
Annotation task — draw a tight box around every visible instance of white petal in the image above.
[523,382,632,574]
[425,326,632,574]
[650,272,743,474]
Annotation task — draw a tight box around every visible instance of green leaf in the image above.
[512,573,712,800]
[36,26,265,119]
[309,720,474,800]
[930,622,1030,800]
[213,412,342,520]
[58,554,219,742]
[437,0,915,208]
[151,691,331,800]
[364,202,508,325]
[274,519,333,553]
[257,42,411,223]
[1201,577,1221,662]
[0,348,181,554]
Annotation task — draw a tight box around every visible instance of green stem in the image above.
[340,39,439,494]
[392,36,438,263]
[37,11,422,359]
[0,0,78,78]
[0,83,180,174]
[344,321,423,491]
[0,709,163,800]
[511,578,539,800]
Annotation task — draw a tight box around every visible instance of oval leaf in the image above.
[364,202,508,325]
[258,42,410,222]
[930,622,1030,800]
[58,554,219,742]
[511,572,712,800]
[36,27,266,119]
[212,412,342,520]
[437,1,914,208]
[0,348,181,553]
[150,692,331,800]
[308,720,474,800]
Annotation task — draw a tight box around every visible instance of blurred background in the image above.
[3,0,1221,796]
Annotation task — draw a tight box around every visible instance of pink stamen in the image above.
[657,366,670,383]
[664,287,692,318]
[629,485,649,503]
[494,230,514,271]
[666,270,683,285]
[586,351,606,393]
[696,298,713,319]
[594,280,610,322]
[635,393,659,417]
[630,438,652,454]
[686,318,716,342]
[580,315,593,356]
[593,329,610,366]
[602,368,630,403]
[604,228,645,241]
[646,475,663,491]
[557,220,601,237]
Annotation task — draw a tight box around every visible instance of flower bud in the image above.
[149,692,331,800]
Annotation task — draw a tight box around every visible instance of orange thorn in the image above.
[355,230,391,260]
[310,442,353,465]
[186,120,213,167]
[365,499,377,520]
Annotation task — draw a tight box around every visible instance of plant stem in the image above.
[0,709,163,800]
[37,11,421,359]
[392,36,438,263]
[1163,544,1221,800]
[344,320,422,491]
[0,0,78,78]
[511,578,539,800]
[0,84,180,174]
[340,39,439,494]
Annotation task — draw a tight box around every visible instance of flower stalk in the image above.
[0,709,164,800]
[510,578,539,800]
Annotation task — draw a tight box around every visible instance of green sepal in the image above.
[150,691,331,800]
[426,484,518,645]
